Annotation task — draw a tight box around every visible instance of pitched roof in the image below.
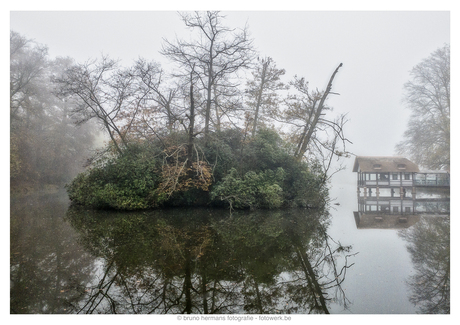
[352,156,420,172]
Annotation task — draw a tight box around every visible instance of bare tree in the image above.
[54,56,150,155]
[160,11,256,139]
[246,57,287,137]
[10,31,48,117]
[396,44,450,170]
[134,58,182,134]
[311,114,350,184]
[211,75,244,132]
[281,63,350,165]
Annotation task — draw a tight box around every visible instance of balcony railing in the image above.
[413,179,450,186]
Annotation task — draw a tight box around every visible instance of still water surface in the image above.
[10,182,449,314]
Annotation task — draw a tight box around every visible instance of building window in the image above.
[373,164,382,170]
[393,206,399,213]
[398,164,406,170]
[392,173,399,180]
[405,207,411,213]
[380,205,390,212]
[404,173,411,180]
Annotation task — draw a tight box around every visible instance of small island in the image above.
[66,128,329,211]
[52,12,347,212]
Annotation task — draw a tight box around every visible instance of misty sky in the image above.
[9,10,450,169]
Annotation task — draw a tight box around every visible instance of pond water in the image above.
[10,179,449,314]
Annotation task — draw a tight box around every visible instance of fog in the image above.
[9,10,449,158]
[7,6,453,317]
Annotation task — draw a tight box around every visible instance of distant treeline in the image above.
[10,31,97,192]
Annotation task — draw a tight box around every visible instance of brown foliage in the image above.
[157,145,212,198]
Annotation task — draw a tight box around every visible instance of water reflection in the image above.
[64,207,355,314]
[10,186,450,314]
[352,186,450,313]
[399,216,450,314]
[354,188,449,229]
[10,192,95,313]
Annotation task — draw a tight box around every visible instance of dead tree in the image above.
[294,63,343,161]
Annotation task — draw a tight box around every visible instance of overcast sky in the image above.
[8,8,451,178]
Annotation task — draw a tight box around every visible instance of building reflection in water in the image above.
[352,156,450,314]
[352,156,449,229]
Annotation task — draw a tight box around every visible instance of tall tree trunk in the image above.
[213,84,221,132]
[205,83,212,137]
[253,278,264,313]
[104,121,123,155]
[294,100,316,157]
[204,45,214,140]
[295,63,343,162]
[201,268,208,314]
[184,251,192,314]
[295,247,330,314]
[187,68,195,169]
[252,60,269,137]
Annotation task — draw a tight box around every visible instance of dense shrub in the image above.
[211,167,285,209]
[211,128,328,209]
[66,145,162,210]
[66,128,329,210]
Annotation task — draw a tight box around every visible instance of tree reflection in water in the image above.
[399,216,450,314]
[65,207,356,314]
[10,192,95,313]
